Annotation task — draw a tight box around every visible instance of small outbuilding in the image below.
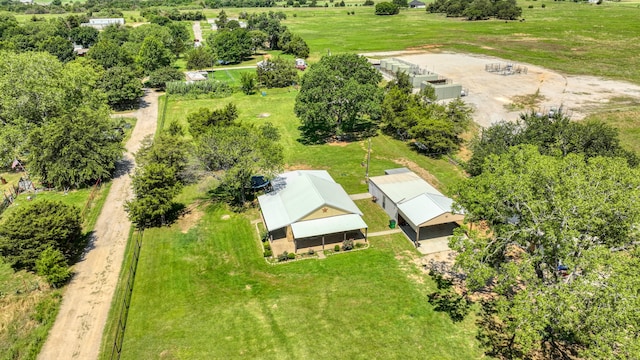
[258,170,368,254]
[409,0,426,8]
[368,169,463,245]
[185,71,208,83]
[80,18,125,30]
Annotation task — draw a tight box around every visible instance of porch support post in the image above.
[416,227,420,245]
[365,228,368,242]
[322,236,325,250]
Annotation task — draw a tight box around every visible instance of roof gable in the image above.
[369,172,442,203]
[397,192,462,226]
[258,171,362,231]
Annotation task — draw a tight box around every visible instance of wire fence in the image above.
[80,178,102,220]
[109,230,143,360]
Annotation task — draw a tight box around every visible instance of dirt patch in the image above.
[285,164,315,171]
[221,214,231,220]
[406,44,443,51]
[326,141,349,147]
[257,113,271,118]
[175,207,205,234]
[390,158,442,189]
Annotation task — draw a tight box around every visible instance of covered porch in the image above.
[269,214,368,254]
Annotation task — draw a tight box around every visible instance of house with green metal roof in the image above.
[258,170,368,254]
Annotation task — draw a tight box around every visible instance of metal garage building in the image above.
[368,169,464,243]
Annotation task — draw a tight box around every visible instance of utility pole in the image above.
[365,138,371,180]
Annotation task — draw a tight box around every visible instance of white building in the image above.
[368,168,464,242]
[80,18,125,30]
[259,170,368,253]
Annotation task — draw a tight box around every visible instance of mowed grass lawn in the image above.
[121,204,483,359]
[163,88,465,194]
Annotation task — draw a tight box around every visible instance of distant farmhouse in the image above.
[258,170,368,254]
[409,0,426,8]
[81,18,125,30]
[369,168,464,245]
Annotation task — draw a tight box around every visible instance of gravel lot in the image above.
[366,51,640,127]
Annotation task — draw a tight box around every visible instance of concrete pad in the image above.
[415,236,452,255]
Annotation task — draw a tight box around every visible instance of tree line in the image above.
[428,0,522,20]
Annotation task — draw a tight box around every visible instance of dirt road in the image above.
[38,89,160,360]
[193,21,202,42]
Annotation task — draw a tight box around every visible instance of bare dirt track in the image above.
[37,90,160,360]
[365,51,640,127]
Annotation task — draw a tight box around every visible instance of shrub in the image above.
[240,72,258,95]
[541,3,546,7]
[146,66,184,90]
[375,1,399,15]
[342,238,354,251]
[308,248,315,255]
[35,247,71,287]
[278,251,289,262]
[334,244,340,252]
[287,252,296,259]
[263,242,271,250]
[264,249,272,257]
[0,200,83,271]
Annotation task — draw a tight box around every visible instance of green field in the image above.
[118,204,483,359]
[164,87,464,194]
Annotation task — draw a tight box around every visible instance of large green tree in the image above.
[88,39,134,69]
[126,163,182,229]
[98,66,144,110]
[295,53,383,143]
[0,200,83,271]
[136,36,173,74]
[195,123,283,204]
[26,106,123,189]
[209,28,252,64]
[185,46,215,70]
[452,145,640,358]
[381,77,471,156]
[466,111,637,176]
[256,57,298,88]
[0,52,109,166]
[146,66,184,90]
